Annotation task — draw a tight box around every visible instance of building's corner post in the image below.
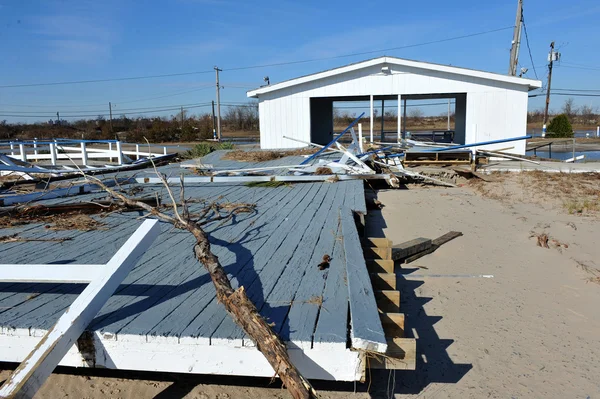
[80,142,88,166]
[163,146,167,155]
[116,141,124,165]
[9,142,14,156]
[33,138,38,156]
[108,142,114,163]
[19,143,26,162]
[135,144,140,160]
[397,94,402,143]
[369,95,374,143]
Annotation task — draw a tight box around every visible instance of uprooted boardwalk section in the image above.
[0,178,375,381]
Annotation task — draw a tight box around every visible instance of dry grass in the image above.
[469,171,600,215]
[314,167,333,175]
[222,148,318,162]
[0,213,106,231]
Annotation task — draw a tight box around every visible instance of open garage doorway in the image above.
[309,93,466,145]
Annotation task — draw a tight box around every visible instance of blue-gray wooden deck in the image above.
[0,171,367,350]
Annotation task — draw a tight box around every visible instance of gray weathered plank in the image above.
[340,206,387,353]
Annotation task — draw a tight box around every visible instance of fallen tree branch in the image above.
[82,172,318,399]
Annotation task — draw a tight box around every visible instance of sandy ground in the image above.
[2,173,600,398]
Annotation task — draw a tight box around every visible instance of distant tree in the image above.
[579,105,596,124]
[561,98,577,120]
[546,114,573,138]
[408,108,424,122]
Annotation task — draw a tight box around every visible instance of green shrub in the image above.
[546,114,573,138]
[184,142,235,159]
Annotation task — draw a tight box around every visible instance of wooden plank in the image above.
[341,206,387,354]
[379,313,404,338]
[404,231,463,264]
[281,182,350,349]
[94,184,295,338]
[370,273,396,290]
[210,183,333,345]
[136,174,392,184]
[369,338,416,370]
[0,265,103,283]
[366,259,394,274]
[176,183,321,343]
[0,220,161,399]
[375,290,400,313]
[362,247,392,260]
[361,237,392,248]
[392,238,432,261]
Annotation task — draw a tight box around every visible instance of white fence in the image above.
[2,140,169,166]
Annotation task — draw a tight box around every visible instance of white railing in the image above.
[1,139,169,166]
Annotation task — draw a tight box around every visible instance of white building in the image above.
[247,56,541,154]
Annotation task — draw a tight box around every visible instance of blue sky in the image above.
[1,0,599,123]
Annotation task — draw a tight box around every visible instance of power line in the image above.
[521,13,539,79]
[0,103,213,118]
[529,92,600,98]
[0,71,214,89]
[0,102,213,115]
[0,26,514,89]
[225,26,514,72]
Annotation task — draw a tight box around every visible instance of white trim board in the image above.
[0,220,161,399]
[0,330,365,381]
[247,56,542,97]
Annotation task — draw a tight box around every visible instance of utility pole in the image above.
[180,106,184,130]
[211,100,217,139]
[508,0,523,76]
[108,102,113,133]
[56,112,60,125]
[543,41,558,135]
[214,66,222,141]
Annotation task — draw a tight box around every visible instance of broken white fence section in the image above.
[0,265,104,283]
[0,140,170,167]
[0,219,161,399]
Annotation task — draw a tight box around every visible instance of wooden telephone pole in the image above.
[543,42,558,135]
[108,102,113,132]
[214,66,222,141]
[508,0,523,76]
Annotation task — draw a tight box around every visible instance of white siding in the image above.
[256,62,532,153]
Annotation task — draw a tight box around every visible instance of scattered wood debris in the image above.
[318,254,331,270]
[314,167,333,175]
[392,232,463,264]
[536,233,550,248]
[0,233,73,243]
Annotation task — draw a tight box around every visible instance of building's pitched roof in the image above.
[247,56,542,97]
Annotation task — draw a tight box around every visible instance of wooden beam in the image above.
[366,259,394,274]
[362,247,392,260]
[404,231,463,264]
[379,313,405,337]
[369,338,416,370]
[0,220,161,399]
[370,273,396,290]
[360,237,392,248]
[0,265,104,283]
[375,290,400,313]
[392,238,432,261]
[136,174,395,184]
[340,207,387,354]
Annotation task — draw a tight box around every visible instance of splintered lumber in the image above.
[370,338,416,370]
[404,231,463,264]
[392,238,432,261]
[366,259,394,274]
[375,290,400,312]
[0,220,161,399]
[379,313,405,337]
[341,206,387,353]
[370,273,397,290]
[363,246,392,260]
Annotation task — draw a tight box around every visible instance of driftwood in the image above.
[86,174,317,399]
